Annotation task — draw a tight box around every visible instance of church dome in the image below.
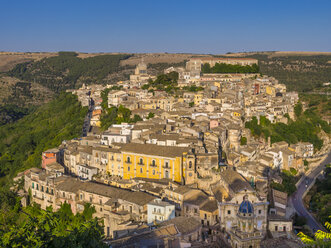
[239,196,253,214]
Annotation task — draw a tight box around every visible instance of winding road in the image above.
[290,151,331,233]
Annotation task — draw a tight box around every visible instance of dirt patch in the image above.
[0,52,57,72]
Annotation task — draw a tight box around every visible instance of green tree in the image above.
[0,203,107,248]
[294,102,303,118]
[201,63,211,73]
[146,112,155,119]
[298,215,331,248]
[0,93,87,185]
[240,137,247,145]
[132,114,143,123]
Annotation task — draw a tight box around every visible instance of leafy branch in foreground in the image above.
[297,216,331,247]
[0,202,107,248]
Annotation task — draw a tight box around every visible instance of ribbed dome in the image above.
[239,199,253,214]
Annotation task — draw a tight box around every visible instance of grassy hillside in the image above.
[245,103,330,150]
[0,93,88,185]
[0,105,31,126]
[7,52,132,92]
[243,53,331,92]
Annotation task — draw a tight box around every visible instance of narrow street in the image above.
[290,151,331,233]
[82,100,94,137]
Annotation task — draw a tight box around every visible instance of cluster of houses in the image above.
[19,57,311,247]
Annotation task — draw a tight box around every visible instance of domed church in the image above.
[211,168,268,248]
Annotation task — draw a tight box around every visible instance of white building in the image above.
[101,133,130,146]
[147,199,175,225]
[101,124,133,145]
[78,164,98,180]
[266,150,283,170]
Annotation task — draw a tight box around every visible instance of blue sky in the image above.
[0,0,330,53]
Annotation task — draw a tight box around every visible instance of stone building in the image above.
[212,168,268,248]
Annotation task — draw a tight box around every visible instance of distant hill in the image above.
[225,51,331,92]
[1,50,330,110]
[6,52,132,93]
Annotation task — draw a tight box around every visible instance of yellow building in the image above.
[266,85,276,96]
[120,143,195,184]
[199,199,219,226]
[233,111,241,117]
[207,98,221,104]
[106,148,123,177]
[194,93,204,105]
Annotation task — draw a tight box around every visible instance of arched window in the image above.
[127,156,131,163]
[152,160,156,166]
[139,158,143,164]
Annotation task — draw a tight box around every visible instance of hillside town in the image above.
[17,57,326,248]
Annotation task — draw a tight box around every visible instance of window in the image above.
[140,168,143,173]
[128,166,130,172]
[51,189,53,195]
[189,161,192,169]
[90,196,92,202]
[32,182,34,189]
[100,208,103,212]
[139,158,143,164]
[99,199,102,204]
[165,161,169,168]
[63,192,65,197]
[36,184,39,190]
[227,210,231,215]
[46,187,49,193]
[41,186,44,192]
[127,156,131,163]
[194,208,198,214]
[258,209,262,214]
[80,194,83,200]
[204,214,207,219]
[152,160,156,166]
[153,170,155,175]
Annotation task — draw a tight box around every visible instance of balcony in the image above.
[152,211,164,215]
[137,162,145,166]
[163,165,171,169]
[149,163,158,167]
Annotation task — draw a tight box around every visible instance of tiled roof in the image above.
[121,143,189,158]
[221,168,253,193]
[160,216,201,235]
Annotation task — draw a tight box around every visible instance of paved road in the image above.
[290,151,331,233]
[82,102,93,137]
